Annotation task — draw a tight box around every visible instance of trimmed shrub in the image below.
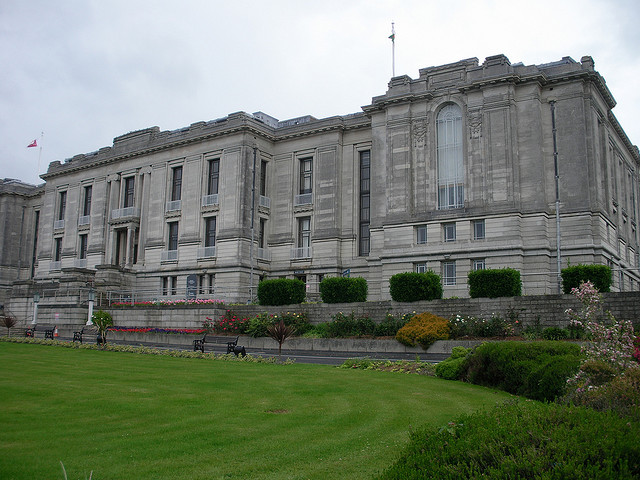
[468,268,522,298]
[319,277,368,303]
[377,400,640,480]
[326,312,375,337]
[561,264,612,293]
[257,278,305,306]
[541,326,570,340]
[389,272,443,302]
[395,312,449,350]
[374,313,412,337]
[461,341,582,401]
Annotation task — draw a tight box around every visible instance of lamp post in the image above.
[32,292,40,325]
[87,288,95,325]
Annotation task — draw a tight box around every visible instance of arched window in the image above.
[437,104,464,209]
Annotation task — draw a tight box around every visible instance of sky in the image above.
[1,0,639,186]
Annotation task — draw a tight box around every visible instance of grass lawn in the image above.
[0,342,511,480]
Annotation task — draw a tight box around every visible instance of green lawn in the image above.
[0,342,511,480]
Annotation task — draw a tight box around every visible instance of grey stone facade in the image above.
[2,54,639,309]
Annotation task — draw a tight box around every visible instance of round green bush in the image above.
[389,272,443,302]
[435,356,467,380]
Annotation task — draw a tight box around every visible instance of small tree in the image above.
[1,313,17,337]
[92,310,113,346]
[266,319,296,360]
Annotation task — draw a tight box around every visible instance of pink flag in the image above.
[27,139,38,148]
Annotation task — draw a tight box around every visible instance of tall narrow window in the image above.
[437,104,464,209]
[259,218,266,248]
[298,217,311,251]
[31,210,40,278]
[83,186,92,216]
[260,160,268,197]
[416,225,428,244]
[168,222,179,251]
[207,159,219,195]
[54,237,62,262]
[359,150,371,256]
[473,219,485,240]
[171,166,183,201]
[124,177,135,208]
[79,234,88,259]
[300,158,313,194]
[58,191,67,220]
[205,217,216,247]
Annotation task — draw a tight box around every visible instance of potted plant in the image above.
[92,310,113,346]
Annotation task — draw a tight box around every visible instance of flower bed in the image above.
[111,299,224,307]
[108,326,205,335]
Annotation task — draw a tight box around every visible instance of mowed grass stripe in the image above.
[0,342,511,480]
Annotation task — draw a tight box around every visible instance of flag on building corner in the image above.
[27,139,38,148]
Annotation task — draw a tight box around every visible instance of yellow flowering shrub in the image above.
[395,312,450,349]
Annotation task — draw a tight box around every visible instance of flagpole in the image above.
[390,22,395,77]
[37,132,43,177]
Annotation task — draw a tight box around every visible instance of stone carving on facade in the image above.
[412,118,429,148]
[468,109,483,139]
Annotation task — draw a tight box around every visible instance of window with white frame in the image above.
[472,258,485,271]
[416,225,427,244]
[298,217,311,249]
[442,260,456,285]
[415,263,427,274]
[443,222,456,242]
[473,219,485,240]
[300,158,313,194]
[437,104,464,209]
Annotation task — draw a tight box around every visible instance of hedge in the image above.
[561,264,612,293]
[468,268,522,298]
[257,278,306,306]
[319,277,368,303]
[395,312,449,350]
[389,271,443,302]
[461,341,582,401]
[378,401,640,480]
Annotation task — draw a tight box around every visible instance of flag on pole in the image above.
[27,139,38,148]
[389,22,395,42]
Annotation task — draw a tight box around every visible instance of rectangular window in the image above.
[416,225,427,244]
[123,177,135,208]
[473,259,485,271]
[83,186,92,216]
[473,219,485,240]
[259,218,266,248]
[198,275,206,294]
[205,217,216,247]
[207,159,220,195]
[442,261,456,285]
[359,150,371,256]
[298,217,311,249]
[415,263,427,274]
[79,234,88,259]
[208,273,215,294]
[162,277,169,296]
[300,158,313,194]
[260,160,267,197]
[171,166,183,201]
[168,222,179,251]
[443,222,456,242]
[171,276,177,296]
[54,237,62,262]
[58,191,67,220]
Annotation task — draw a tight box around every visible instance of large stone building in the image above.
[2,54,639,309]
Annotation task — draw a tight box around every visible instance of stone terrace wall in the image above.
[14,292,638,334]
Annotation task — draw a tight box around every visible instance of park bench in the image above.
[25,324,57,339]
[193,334,245,356]
[73,326,88,343]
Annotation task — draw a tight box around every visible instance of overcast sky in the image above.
[1,0,639,185]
